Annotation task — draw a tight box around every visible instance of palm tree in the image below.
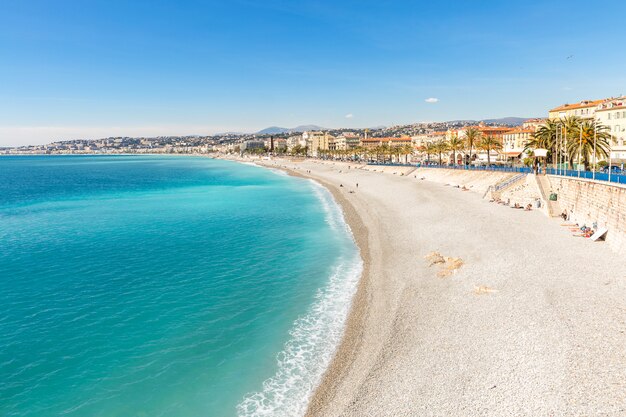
[478,135,502,165]
[567,120,612,171]
[401,144,413,164]
[463,127,481,166]
[374,145,386,163]
[381,142,392,163]
[530,119,560,167]
[390,145,400,163]
[447,134,464,166]
[360,146,370,162]
[563,116,582,168]
[433,139,449,165]
[416,145,427,162]
[425,142,437,164]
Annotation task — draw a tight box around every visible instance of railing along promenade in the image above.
[366,161,626,185]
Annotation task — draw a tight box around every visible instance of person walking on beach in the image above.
[356,183,359,188]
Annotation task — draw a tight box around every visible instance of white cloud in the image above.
[344,113,353,119]
[424,98,439,103]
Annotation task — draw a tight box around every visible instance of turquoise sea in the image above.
[0,156,361,417]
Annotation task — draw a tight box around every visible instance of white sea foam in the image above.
[236,180,362,417]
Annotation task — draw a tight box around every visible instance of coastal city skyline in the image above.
[3,2,626,416]
[2,0,626,146]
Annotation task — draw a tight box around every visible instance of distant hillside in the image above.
[254,118,533,136]
[480,117,531,126]
[446,117,533,126]
[256,125,325,134]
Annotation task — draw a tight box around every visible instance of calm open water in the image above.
[0,155,361,417]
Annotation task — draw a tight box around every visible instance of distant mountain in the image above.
[256,125,325,135]
[256,126,289,134]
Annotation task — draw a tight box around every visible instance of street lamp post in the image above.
[593,123,597,181]
[578,127,583,177]
[608,149,613,183]
[561,123,567,177]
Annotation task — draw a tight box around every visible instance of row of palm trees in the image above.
[419,127,503,166]
[525,116,612,171]
[317,144,414,163]
[280,118,614,170]
[294,130,504,166]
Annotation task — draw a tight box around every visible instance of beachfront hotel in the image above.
[441,96,626,166]
[545,96,626,164]
[304,131,335,157]
[594,97,626,162]
[501,119,547,163]
[332,132,361,151]
[548,99,604,120]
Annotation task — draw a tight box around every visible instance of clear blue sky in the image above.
[1,0,625,146]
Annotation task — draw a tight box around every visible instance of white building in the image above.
[333,132,360,151]
[595,97,626,162]
[286,135,306,151]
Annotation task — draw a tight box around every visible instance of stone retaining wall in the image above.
[549,176,626,254]
[412,168,516,195]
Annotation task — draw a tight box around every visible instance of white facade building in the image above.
[595,97,626,162]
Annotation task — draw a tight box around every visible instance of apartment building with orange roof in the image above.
[548,98,608,120]
[502,127,534,162]
[545,96,625,163]
[521,118,547,130]
[456,123,513,140]
[500,118,547,163]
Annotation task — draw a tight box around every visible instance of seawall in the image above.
[547,176,626,254]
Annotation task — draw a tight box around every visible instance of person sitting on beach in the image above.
[561,210,568,221]
[525,204,532,211]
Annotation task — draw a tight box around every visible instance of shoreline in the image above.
[252,161,374,415]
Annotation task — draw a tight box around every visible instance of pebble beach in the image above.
[255,158,626,417]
